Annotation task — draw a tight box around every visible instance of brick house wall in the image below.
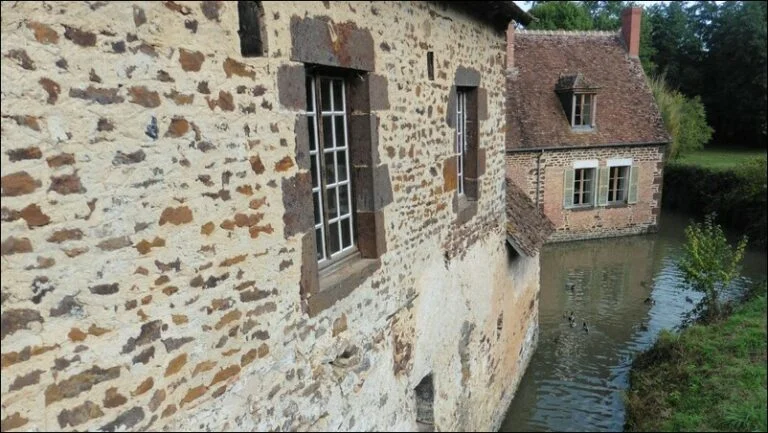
[1,2,538,431]
[506,145,665,242]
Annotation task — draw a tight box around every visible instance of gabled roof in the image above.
[506,30,670,150]
[505,179,554,256]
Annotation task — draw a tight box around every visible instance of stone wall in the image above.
[505,145,664,242]
[1,2,538,431]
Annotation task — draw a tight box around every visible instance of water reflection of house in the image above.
[541,235,658,342]
[505,8,671,243]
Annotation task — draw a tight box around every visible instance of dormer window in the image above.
[555,73,600,131]
[572,93,596,129]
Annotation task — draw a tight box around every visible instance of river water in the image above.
[500,212,767,432]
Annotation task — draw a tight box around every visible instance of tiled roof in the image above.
[505,179,554,256]
[555,72,600,92]
[507,31,670,150]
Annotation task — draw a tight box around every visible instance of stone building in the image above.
[0,1,552,431]
[505,7,670,242]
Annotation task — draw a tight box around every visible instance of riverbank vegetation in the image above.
[624,282,767,432]
[625,215,766,431]
[663,158,767,248]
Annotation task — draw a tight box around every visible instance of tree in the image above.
[704,1,767,147]
[678,213,748,320]
[526,1,594,30]
[648,75,712,159]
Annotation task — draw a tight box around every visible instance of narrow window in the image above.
[607,166,630,203]
[571,93,595,128]
[238,1,267,57]
[414,374,435,432]
[427,51,434,81]
[573,167,596,206]
[305,76,355,266]
[455,88,468,195]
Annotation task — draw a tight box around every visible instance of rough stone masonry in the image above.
[1,2,540,431]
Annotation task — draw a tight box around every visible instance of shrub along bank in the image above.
[662,157,767,248]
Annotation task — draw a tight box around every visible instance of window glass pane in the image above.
[575,169,582,182]
[575,98,582,124]
[338,185,350,216]
[329,221,340,254]
[335,116,346,148]
[313,191,322,225]
[336,150,348,182]
[333,80,344,111]
[310,154,319,188]
[325,152,336,185]
[582,104,591,125]
[583,190,592,204]
[322,116,334,150]
[315,227,324,260]
[307,116,316,152]
[574,192,580,205]
[341,218,352,249]
[326,186,338,219]
[321,79,332,112]
[306,77,314,112]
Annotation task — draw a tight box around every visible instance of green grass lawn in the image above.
[673,147,767,171]
[624,285,768,432]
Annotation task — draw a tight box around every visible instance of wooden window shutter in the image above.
[597,166,610,206]
[563,168,575,208]
[627,165,639,204]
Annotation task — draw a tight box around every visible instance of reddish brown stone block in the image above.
[128,86,161,108]
[27,21,59,44]
[49,173,85,195]
[47,153,75,167]
[63,25,96,47]
[1,237,33,256]
[179,48,204,71]
[19,203,50,228]
[1,172,40,196]
[223,57,255,79]
[159,206,193,226]
[39,78,60,104]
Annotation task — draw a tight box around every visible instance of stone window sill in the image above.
[566,205,595,212]
[306,254,380,317]
[605,202,630,209]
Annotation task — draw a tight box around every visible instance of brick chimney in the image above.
[621,7,642,58]
[506,21,515,69]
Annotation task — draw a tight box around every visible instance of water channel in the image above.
[500,211,767,432]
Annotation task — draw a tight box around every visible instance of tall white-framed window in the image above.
[455,89,468,195]
[305,76,355,266]
[571,93,596,129]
